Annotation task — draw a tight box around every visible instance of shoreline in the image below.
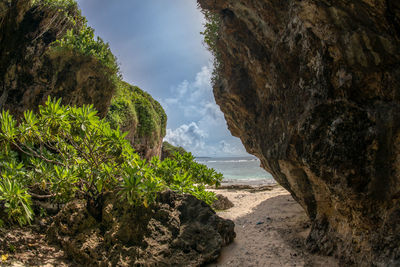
[219,178,277,187]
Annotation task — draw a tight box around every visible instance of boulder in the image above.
[47,190,235,266]
[212,194,234,210]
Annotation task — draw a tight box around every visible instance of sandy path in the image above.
[208,186,338,267]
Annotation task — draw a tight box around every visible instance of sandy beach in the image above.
[208,185,338,267]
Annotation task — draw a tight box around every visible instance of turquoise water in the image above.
[196,157,276,185]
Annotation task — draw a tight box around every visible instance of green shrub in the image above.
[52,27,119,74]
[0,98,221,226]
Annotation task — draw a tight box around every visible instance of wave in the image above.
[221,178,276,185]
[198,159,259,163]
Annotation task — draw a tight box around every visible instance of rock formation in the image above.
[48,190,235,266]
[212,194,234,210]
[0,0,115,118]
[107,81,167,159]
[1,0,166,159]
[161,141,187,160]
[198,0,400,265]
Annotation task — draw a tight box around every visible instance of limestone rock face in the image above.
[47,190,235,266]
[198,0,400,265]
[0,0,115,118]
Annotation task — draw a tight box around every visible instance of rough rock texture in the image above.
[0,0,115,118]
[212,194,234,210]
[198,0,400,265]
[47,190,235,266]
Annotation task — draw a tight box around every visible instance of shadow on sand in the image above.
[207,193,338,267]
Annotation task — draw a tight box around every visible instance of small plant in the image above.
[0,178,33,226]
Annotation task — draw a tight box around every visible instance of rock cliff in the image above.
[107,81,167,159]
[1,0,166,159]
[0,0,116,118]
[198,0,400,265]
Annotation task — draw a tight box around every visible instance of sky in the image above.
[76,0,249,157]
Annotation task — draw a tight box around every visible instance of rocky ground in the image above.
[0,186,339,267]
[208,185,339,267]
[0,190,235,266]
[0,224,70,266]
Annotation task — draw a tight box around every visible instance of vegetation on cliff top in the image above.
[107,81,167,147]
[43,0,120,86]
[200,8,221,85]
[34,0,165,153]
[0,98,222,226]
[162,141,187,159]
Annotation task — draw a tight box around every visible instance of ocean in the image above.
[196,156,276,185]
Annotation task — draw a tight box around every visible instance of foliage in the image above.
[32,0,86,27]
[106,81,167,146]
[162,141,187,159]
[35,0,119,78]
[200,9,221,85]
[0,98,221,226]
[0,178,33,226]
[52,26,119,74]
[151,152,222,204]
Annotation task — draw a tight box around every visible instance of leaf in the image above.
[1,254,8,262]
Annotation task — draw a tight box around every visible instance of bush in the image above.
[0,98,221,226]
[52,27,119,74]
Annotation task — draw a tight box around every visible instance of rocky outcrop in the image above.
[0,0,116,118]
[107,81,167,159]
[47,190,235,266]
[161,141,187,160]
[212,194,234,210]
[198,0,400,265]
[1,0,166,159]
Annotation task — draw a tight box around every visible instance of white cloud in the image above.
[163,65,249,157]
[164,98,179,105]
[218,140,248,156]
[164,122,207,151]
[189,65,212,102]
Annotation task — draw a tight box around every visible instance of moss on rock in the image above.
[107,81,167,159]
[161,141,187,160]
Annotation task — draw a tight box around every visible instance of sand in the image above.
[207,185,338,267]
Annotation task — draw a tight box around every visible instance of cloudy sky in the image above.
[76,0,249,157]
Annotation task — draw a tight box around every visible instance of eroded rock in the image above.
[212,194,234,210]
[47,190,235,266]
[198,0,400,265]
[0,0,115,118]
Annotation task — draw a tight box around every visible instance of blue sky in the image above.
[76,0,249,157]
